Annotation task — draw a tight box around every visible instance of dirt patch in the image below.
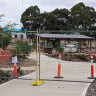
[0,59,36,68]
[0,59,37,85]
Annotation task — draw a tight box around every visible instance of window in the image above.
[14,34,18,38]
[20,35,23,39]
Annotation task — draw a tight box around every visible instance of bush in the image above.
[31,44,36,51]
[48,42,53,48]
[58,47,64,53]
[76,55,89,61]
[93,55,96,63]
[0,70,10,81]
[12,40,31,59]
[17,67,24,76]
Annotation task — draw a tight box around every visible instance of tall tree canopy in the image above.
[21,2,96,31]
[21,6,69,30]
[52,8,70,30]
[21,6,40,30]
[70,2,96,30]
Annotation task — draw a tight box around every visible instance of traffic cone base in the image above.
[54,76,63,79]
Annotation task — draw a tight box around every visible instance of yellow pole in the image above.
[36,28,39,80]
[39,28,40,79]
[31,28,44,86]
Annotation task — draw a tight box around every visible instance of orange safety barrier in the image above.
[14,64,17,78]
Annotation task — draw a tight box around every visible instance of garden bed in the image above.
[0,59,37,85]
[46,53,90,62]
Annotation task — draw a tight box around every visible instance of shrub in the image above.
[58,47,64,53]
[12,40,31,59]
[76,55,89,61]
[48,42,53,48]
[93,55,96,63]
[17,67,24,76]
[0,70,10,81]
[31,44,36,51]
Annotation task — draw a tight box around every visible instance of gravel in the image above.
[86,79,96,96]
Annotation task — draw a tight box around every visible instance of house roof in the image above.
[40,34,93,40]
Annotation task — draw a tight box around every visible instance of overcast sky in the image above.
[0,0,96,28]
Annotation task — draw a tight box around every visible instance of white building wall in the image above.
[12,33,27,39]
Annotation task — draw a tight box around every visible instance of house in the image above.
[3,27,29,43]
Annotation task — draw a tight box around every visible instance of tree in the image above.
[85,6,96,30]
[4,23,19,31]
[70,2,96,30]
[21,5,69,30]
[21,3,96,31]
[21,6,40,31]
[0,33,12,49]
[52,8,70,30]
[42,12,58,30]
[0,14,5,22]
[12,40,31,59]
[0,14,12,49]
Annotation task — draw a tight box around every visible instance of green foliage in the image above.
[31,44,36,51]
[48,42,53,48]
[0,33,12,49]
[54,41,64,53]
[82,41,87,46]
[17,67,24,76]
[52,8,70,30]
[21,5,40,31]
[55,41,60,51]
[93,55,96,63]
[21,5,69,30]
[76,55,89,61]
[0,70,10,81]
[70,2,96,30]
[4,23,19,31]
[12,40,31,59]
[21,3,96,31]
[58,47,64,53]
[0,14,5,22]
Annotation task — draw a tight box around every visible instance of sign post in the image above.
[12,55,18,78]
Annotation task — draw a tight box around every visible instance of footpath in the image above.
[0,53,94,96]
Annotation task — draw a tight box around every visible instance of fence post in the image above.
[54,53,63,78]
[31,28,45,86]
